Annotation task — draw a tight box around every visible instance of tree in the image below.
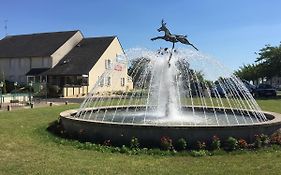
[234,64,259,83]
[255,43,281,79]
[234,43,281,84]
[128,57,151,88]
[0,70,7,94]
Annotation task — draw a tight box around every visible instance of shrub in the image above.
[190,150,207,157]
[160,136,173,151]
[254,134,262,148]
[270,133,281,145]
[211,135,221,150]
[237,139,248,149]
[113,90,123,95]
[260,134,270,146]
[224,137,237,151]
[47,85,62,97]
[130,137,140,149]
[103,139,111,146]
[120,145,130,154]
[147,148,167,156]
[84,142,94,149]
[197,141,206,150]
[175,138,187,151]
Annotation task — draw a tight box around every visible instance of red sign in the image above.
[114,64,123,71]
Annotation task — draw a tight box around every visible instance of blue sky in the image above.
[0,0,281,71]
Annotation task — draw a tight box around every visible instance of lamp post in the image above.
[13,82,18,100]
[28,81,33,105]
[14,82,18,91]
[0,82,3,108]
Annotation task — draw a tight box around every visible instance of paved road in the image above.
[0,97,85,111]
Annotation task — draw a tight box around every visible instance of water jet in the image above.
[59,21,281,147]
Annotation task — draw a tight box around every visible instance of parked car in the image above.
[276,84,281,91]
[210,80,256,98]
[254,84,277,97]
[210,84,227,97]
[241,79,256,94]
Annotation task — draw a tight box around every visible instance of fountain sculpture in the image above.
[59,20,281,147]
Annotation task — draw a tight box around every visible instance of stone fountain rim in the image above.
[60,106,281,128]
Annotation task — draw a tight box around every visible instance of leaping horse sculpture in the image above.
[151,19,198,66]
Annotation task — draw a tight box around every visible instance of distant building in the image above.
[0,30,133,97]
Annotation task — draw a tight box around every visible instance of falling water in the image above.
[75,48,267,126]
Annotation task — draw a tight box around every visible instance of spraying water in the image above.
[75,47,267,126]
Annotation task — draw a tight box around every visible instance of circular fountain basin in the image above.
[60,106,281,147]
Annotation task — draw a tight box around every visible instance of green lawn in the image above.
[0,99,281,175]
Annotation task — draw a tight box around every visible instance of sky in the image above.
[0,0,281,71]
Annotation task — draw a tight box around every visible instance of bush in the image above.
[270,133,281,145]
[120,145,130,154]
[5,80,14,93]
[190,150,208,157]
[175,138,187,151]
[47,85,62,97]
[197,141,206,150]
[103,139,111,146]
[224,137,237,151]
[254,134,262,148]
[160,136,173,151]
[130,137,140,149]
[260,134,270,146]
[211,135,221,150]
[237,139,248,149]
[113,90,123,95]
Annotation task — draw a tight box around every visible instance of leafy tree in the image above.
[128,57,151,88]
[255,43,281,79]
[234,64,259,83]
[0,70,7,94]
[235,43,281,83]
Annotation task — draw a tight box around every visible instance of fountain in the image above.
[59,20,281,147]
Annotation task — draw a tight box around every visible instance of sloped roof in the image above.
[0,30,79,58]
[43,36,116,76]
[25,68,50,76]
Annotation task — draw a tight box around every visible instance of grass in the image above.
[0,99,281,174]
[89,97,256,110]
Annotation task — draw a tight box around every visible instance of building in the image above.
[0,30,133,97]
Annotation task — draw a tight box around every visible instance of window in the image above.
[107,76,111,86]
[41,76,47,83]
[98,76,104,87]
[121,78,125,87]
[27,76,35,84]
[105,59,112,69]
